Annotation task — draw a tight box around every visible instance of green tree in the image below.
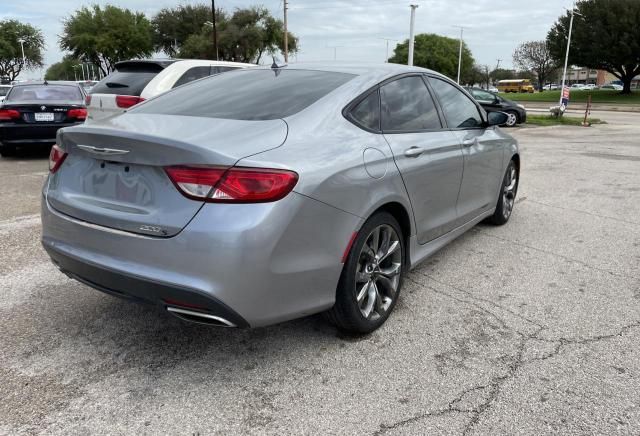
[547,0,640,94]
[513,40,558,91]
[44,56,82,81]
[178,6,297,64]
[388,34,475,81]
[152,4,213,57]
[0,20,45,80]
[60,5,153,75]
[490,68,516,83]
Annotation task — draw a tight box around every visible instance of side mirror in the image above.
[487,111,509,126]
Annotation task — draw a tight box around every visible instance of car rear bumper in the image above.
[0,122,82,145]
[41,187,362,328]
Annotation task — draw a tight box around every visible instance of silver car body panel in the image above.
[42,62,519,327]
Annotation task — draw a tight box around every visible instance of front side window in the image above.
[134,69,354,121]
[349,90,380,131]
[471,89,496,102]
[429,78,483,129]
[380,76,441,132]
[173,66,212,88]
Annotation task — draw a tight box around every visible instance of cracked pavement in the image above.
[1,119,640,435]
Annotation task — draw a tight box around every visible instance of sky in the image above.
[1,0,575,79]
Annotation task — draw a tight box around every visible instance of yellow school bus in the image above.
[497,79,535,93]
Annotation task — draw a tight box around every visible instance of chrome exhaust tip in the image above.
[166,306,237,327]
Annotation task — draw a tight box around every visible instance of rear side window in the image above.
[173,66,212,89]
[430,78,483,128]
[0,87,10,97]
[91,71,158,96]
[349,91,380,131]
[380,76,441,132]
[212,66,240,74]
[133,69,355,120]
[6,85,83,102]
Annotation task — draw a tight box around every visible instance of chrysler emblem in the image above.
[76,144,130,156]
[40,105,46,111]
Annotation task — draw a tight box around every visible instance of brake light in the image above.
[0,109,20,120]
[67,108,87,120]
[49,144,68,173]
[85,95,92,105]
[165,166,298,203]
[116,95,145,108]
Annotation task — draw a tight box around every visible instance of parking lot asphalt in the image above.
[1,118,639,435]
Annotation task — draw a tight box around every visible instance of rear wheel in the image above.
[486,160,518,225]
[326,212,404,334]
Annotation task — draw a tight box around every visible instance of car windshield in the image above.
[7,85,83,102]
[132,69,355,120]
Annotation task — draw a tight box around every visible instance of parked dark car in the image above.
[465,87,527,127]
[0,81,87,157]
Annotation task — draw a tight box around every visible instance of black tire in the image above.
[0,145,16,157]
[486,160,518,225]
[326,211,405,334]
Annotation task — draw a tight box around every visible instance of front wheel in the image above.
[486,160,518,225]
[504,111,519,127]
[326,212,404,334]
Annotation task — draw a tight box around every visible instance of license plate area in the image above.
[35,112,55,122]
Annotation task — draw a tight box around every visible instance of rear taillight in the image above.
[165,166,298,203]
[49,144,68,173]
[116,95,145,108]
[0,109,20,120]
[67,108,87,120]
[85,95,92,105]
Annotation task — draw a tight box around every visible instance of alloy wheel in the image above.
[502,165,517,219]
[505,112,518,127]
[354,224,402,320]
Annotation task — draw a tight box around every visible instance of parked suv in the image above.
[86,59,255,123]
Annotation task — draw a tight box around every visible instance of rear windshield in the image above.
[90,71,158,96]
[132,69,355,120]
[6,85,83,102]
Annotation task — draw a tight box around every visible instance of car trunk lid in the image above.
[46,113,288,237]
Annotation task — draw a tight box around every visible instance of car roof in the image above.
[247,62,444,83]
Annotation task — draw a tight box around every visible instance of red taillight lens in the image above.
[49,144,68,173]
[85,95,92,105]
[115,95,145,108]
[0,109,20,120]
[67,108,87,120]
[165,166,298,203]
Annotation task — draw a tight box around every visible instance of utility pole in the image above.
[283,0,289,63]
[495,59,502,70]
[453,25,466,84]
[379,38,397,63]
[327,45,343,61]
[559,2,580,108]
[211,0,219,60]
[408,4,418,66]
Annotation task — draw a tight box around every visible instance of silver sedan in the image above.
[41,63,519,333]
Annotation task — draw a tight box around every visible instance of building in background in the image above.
[558,67,640,88]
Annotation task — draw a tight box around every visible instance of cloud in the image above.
[1,0,574,78]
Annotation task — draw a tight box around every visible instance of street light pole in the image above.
[211,0,219,60]
[408,4,418,66]
[559,2,578,108]
[379,38,397,63]
[454,26,465,84]
[17,38,26,69]
[283,0,289,63]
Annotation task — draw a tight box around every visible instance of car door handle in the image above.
[462,138,478,147]
[404,146,425,158]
